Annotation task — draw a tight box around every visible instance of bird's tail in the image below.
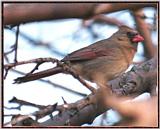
[14,67,63,84]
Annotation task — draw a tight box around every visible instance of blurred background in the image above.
[3,3,157,126]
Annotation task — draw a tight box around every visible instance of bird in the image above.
[14,25,144,88]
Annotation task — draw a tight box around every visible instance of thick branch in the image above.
[41,57,157,126]
[4,3,97,26]
[110,57,157,96]
[19,57,156,126]
[3,3,157,26]
[4,56,157,126]
[94,3,157,15]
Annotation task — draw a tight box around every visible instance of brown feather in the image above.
[14,25,144,86]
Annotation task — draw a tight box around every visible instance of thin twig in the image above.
[8,97,58,120]
[9,97,46,109]
[7,28,65,57]
[4,106,21,110]
[83,14,124,27]
[4,57,58,69]
[11,69,87,97]
[4,114,19,117]
[69,70,96,93]
[5,57,96,93]
[57,62,96,93]
[3,58,57,79]
[4,46,15,55]
[14,25,19,63]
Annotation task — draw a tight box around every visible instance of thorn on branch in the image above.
[61,97,67,104]
[27,62,43,75]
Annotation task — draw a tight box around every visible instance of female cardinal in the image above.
[14,25,144,87]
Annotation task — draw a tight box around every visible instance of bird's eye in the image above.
[127,32,138,38]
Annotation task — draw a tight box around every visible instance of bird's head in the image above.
[117,25,144,44]
[112,25,144,48]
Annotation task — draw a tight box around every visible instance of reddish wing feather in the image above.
[62,46,112,61]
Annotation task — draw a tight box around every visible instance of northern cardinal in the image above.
[14,25,144,87]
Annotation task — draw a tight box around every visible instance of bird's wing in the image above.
[62,44,114,62]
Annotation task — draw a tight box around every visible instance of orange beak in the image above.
[132,34,144,43]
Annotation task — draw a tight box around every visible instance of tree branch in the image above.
[41,57,157,126]
[5,56,157,126]
[131,9,156,59]
[3,3,157,26]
